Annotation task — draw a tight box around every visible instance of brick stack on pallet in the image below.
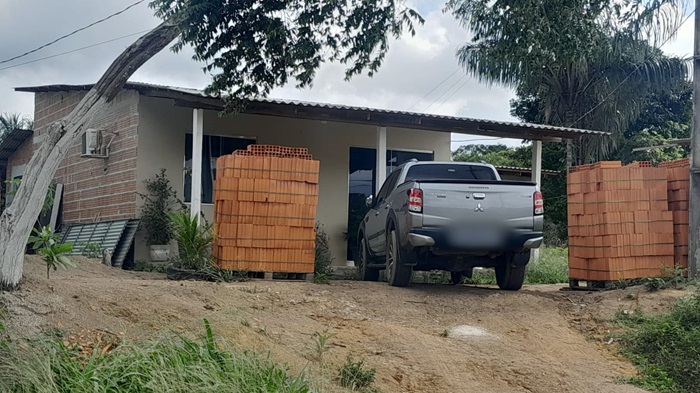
[567,161,675,283]
[659,158,690,270]
[213,144,320,276]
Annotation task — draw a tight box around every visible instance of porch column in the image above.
[531,140,543,262]
[191,108,204,223]
[376,126,387,194]
[531,140,542,190]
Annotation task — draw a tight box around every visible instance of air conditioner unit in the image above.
[81,129,108,158]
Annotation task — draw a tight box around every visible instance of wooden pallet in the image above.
[247,271,314,282]
[569,279,614,291]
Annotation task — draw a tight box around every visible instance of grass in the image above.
[0,320,311,393]
[337,356,377,392]
[464,247,569,285]
[614,294,700,393]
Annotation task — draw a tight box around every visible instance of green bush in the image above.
[617,294,700,393]
[29,225,75,279]
[169,210,214,270]
[0,320,310,393]
[314,223,333,283]
[337,355,377,391]
[139,169,183,246]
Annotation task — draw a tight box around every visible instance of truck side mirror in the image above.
[365,195,374,208]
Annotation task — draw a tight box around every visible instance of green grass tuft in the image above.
[337,355,377,392]
[0,320,311,393]
[615,294,700,393]
[524,247,569,284]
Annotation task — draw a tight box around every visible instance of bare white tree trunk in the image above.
[0,21,181,290]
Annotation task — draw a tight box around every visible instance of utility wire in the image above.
[422,74,467,112]
[0,29,153,72]
[405,68,460,112]
[567,9,695,128]
[432,77,471,112]
[0,0,146,65]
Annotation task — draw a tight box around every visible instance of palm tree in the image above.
[0,113,33,140]
[445,0,689,165]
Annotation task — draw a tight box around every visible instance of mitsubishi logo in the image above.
[474,203,485,212]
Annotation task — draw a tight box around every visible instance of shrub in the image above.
[0,320,311,393]
[617,294,700,393]
[139,169,182,246]
[337,355,377,391]
[169,210,214,270]
[314,223,334,283]
[28,225,75,279]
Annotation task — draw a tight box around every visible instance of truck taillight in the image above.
[534,191,544,215]
[408,188,423,213]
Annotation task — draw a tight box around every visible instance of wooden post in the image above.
[376,126,387,194]
[191,108,204,224]
[689,1,700,278]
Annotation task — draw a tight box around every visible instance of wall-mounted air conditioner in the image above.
[81,129,110,158]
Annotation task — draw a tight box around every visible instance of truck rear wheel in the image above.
[358,238,379,281]
[386,229,412,287]
[495,253,528,291]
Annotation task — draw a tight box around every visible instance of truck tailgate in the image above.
[417,180,536,229]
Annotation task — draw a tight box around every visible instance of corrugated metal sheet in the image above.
[0,128,33,161]
[61,220,129,258]
[112,219,140,267]
[15,82,610,138]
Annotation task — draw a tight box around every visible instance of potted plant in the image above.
[139,169,182,261]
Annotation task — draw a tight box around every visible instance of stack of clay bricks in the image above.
[567,161,674,281]
[659,158,690,270]
[213,145,320,273]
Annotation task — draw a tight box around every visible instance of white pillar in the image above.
[532,140,543,262]
[376,126,387,194]
[532,140,542,190]
[191,108,204,223]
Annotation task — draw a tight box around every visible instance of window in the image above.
[375,169,401,205]
[184,134,255,203]
[405,164,498,182]
[347,147,433,259]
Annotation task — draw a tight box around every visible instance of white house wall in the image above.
[135,95,451,265]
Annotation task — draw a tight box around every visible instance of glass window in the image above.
[184,134,255,203]
[346,147,433,260]
[405,164,498,182]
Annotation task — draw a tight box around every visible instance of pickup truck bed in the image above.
[356,161,543,290]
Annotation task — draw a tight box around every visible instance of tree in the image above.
[445,0,689,165]
[0,113,32,140]
[0,0,423,290]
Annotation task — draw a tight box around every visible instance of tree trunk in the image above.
[0,21,181,290]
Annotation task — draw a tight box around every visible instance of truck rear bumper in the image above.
[408,228,543,252]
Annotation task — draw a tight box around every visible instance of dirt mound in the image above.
[1,256,691,392]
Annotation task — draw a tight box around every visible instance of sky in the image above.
[0,0,694,150]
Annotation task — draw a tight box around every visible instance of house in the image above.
[9,82,605,266]
[495,166,560,182]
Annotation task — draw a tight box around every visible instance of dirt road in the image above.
[1,257,690,392]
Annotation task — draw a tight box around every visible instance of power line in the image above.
[421,74,467,112]
[567,9,695,128]
[405,68,460,112]
[0,0,146,65]
[432,77,471,112]
[0,29,153,72]
[451,137,505,143]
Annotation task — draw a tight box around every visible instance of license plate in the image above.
[447,228,502,249]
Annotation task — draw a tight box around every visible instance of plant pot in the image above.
[149,245,171,262]
[166,265,213,281]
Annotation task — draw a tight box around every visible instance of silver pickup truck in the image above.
[355,160,543,290]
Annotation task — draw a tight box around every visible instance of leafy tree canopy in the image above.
[150,0,423,110]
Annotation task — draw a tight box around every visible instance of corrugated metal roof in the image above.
[0,128,33,163]
[15,82,610,140]
[494,166,560,175]
[61,220,129,258]
[112,219,140,268]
